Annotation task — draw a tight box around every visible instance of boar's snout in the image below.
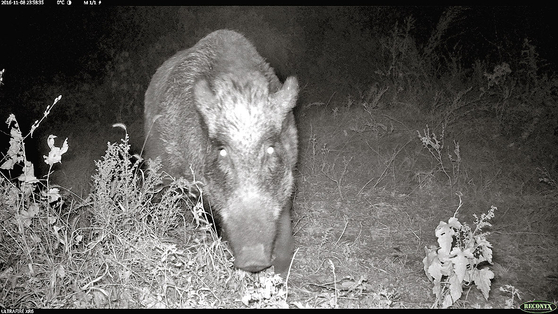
[233,243,270,272]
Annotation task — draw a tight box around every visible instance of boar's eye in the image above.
[266,146,275,155]
[219,147,228,157]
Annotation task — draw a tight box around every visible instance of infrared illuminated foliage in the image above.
[423,205,496,308]
[43,135,68,167]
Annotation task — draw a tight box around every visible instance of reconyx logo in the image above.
[520,301,557,313]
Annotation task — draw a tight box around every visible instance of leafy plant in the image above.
[0,95,77,308]
[423,197,496,308]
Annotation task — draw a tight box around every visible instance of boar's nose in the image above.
[234,243,271,273]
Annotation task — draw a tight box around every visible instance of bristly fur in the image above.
[144,30,290,178]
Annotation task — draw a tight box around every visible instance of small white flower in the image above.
[45,187,61,204]
[43,135,68,166]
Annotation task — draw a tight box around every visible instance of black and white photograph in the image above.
[0,5,556,309]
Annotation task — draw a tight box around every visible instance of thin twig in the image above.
[333,216,349,246]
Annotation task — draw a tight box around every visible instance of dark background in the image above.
[1,6,556,79]
[1,6,556,112]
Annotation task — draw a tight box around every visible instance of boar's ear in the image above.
[194,78,218,135]
[272,76,299,115]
